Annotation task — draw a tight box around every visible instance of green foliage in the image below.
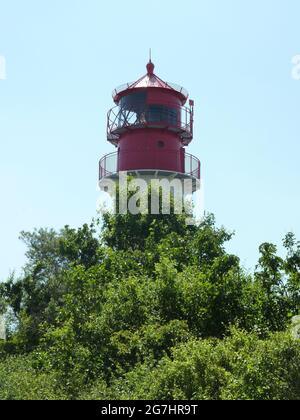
[92,329,300,401]
[0,195,299,400]
[0,355,65,400]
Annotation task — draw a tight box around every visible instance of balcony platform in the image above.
[107,103,193,146]
[99,152,201,193]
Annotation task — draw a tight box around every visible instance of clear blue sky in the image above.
[0,0,299,280]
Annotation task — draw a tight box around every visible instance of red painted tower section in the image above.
[99,61,200,184]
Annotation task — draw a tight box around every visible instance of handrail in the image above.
[185,152,201,180]
[99,152,118,179]
[112,82,135,98]
[112,81,188,100]
[99,152,200,181]
[107,103,193,145]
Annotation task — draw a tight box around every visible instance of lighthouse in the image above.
[99,60,200,195]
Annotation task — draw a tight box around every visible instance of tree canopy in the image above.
[0,199,300,400]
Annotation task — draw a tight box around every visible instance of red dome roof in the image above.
[112,61,189,105]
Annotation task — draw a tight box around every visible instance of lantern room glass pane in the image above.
[118,93,179,129]
[148,105,178,126]
[120,92,147,112]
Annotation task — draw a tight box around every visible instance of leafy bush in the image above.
[85,329,300,400]
[0,355,65,400]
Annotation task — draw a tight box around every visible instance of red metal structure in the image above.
[99,60,200,186]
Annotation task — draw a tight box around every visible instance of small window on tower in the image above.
[157,141,165,149]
